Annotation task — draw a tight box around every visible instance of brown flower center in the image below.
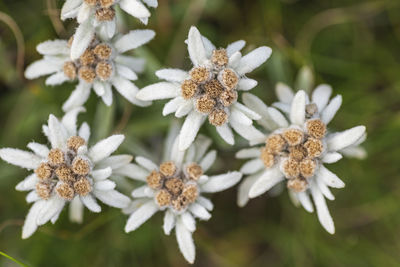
[34,136,92,200]
[259,116,327,192]
[180,48,240,126]
[146,161,201,211]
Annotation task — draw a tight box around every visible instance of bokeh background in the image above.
[0,0,400,266]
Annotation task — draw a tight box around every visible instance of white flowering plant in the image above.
[0,0,371,265]
[236,85,366,233]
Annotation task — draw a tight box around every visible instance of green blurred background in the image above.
[0,0,400,266]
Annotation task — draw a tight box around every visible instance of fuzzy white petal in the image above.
[163,209,175,235]
[45,72,69,86]
[77,2,90,23]
[101,83,113,106]
[94,180,116,191]
[340,146,367,159]
[275,82,294,103]
[321,95,342,124]
[175,218,196,264]
[125,200,158,232]
[230,120,265,144]
[290,90,306,126]
[237,174,260,207]
[120,0,151,21]
[26,191,40,203]
[135,156,158,171]
[297,191,314,213]
[189,203,211,220]
[328,126,366,151]
[27,142,49,158]
[226,40,246,56]
[200,36,215,57]
[115,163,149,181]
[61,0,82,20]
[22,200,46,239]
[197,196,213,211]
[236,148,261,159]
[156,69,188,83]
[318,166,345,188]
[163,97,185,116]
[249,167,284,198]
[48,114,68,149]
[236,46,272,75]
[97,155,133,170]
[179,111,205,151]
[322,152,343,163]
[81,194,101,213]
[233,102,261,120]
[94,190,130,208]
[237,78,258,91]
[71,20,95,60]
[199,150,216,172]
[201,171,242,193]
[216,124,234,145]
[137,82,179,101]
[69,196,84,223]
[25,59,61,79]
[175,101,193,118]
[37,196,65,225]
[115,55,145,73]
[131,186,150,198]
[312,84,332,111]
[181,212,196,232]
[61,106,85,136]
[0,148,42,170]
[240,159,264,175]
[16,174,38,191]
[62,82,91,112]
[114,30,155,53]
[267,107,289,128]
[89,135,124,163]
[116,64,138,81]
[317,177,335,200]
[187,26,208,66]
[310,183,335,234]
[91,167,112,181]
[78,122,90,141]
[228,51,242,69]
[242,93,269,118]
[112,76,150,107]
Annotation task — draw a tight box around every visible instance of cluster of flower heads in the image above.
[137,27,271,150]
[236,84,366,234]
[0,1,367,264]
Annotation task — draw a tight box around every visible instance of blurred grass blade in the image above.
[92,102,115,143]
[0,251,28,267]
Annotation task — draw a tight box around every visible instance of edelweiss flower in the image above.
[236,86,366,234]
[0,108,134,238]
[25,30,154,111]
[61,0,157,59]
[123,132,242,263]
[136,26,272,150]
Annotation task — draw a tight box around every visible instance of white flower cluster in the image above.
[237,84,366,234]
[25,0,157,111]
[0,1,367,264]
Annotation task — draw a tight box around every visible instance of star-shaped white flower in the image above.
[136,26,272,150]
[236,86,366,234]
[123,132,242,264]
[61,0,157,59]
[25,30,154,111]
[0,108,135,239]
